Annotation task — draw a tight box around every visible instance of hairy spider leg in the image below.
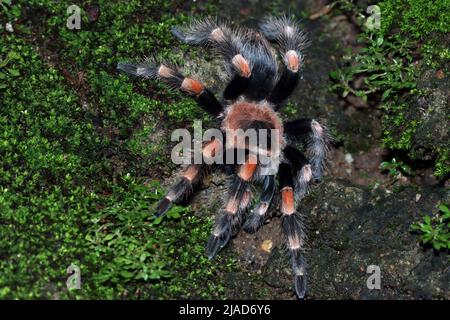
[279,161,308,299]
[284,118,331,182]
[206,153,257,258]
[239,31,278,101]
[117,59,223,117]
[155,139,223,217]
[242,174,276,233]
[223,54,252,100]
[282,145,312,201]
[259,16,308,107]
[170,18,251,100]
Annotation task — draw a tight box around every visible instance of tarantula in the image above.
[117,16,331,299]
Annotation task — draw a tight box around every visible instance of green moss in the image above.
[381,102,419,151]
[281,101,300,118]
[0,0,231,299]
[332,0,449,178]
[330,33,417,103]
[435,149,450,179]
[422,40,450,68]
[378,0,450,38]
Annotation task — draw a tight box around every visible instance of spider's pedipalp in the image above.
[270,67,300,107]
[117,60,158,79]
[171,18,248,75]
[242,174,275,234]
[223,53,253,100]
[117,58,224,117]
[279,162,309,299]
[260,16,308,106]
[171,17,227,46]
[284,118,332,181]
[259,15,309,56]
[239,31,278,101]
[223,75,251,100]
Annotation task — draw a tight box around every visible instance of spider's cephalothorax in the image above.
[118,16,331,299]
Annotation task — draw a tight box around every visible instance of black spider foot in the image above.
[206,230,231,259]
[242,211,266,234]
[206,212,240,258]
[294,274,307,299]
[155,197,172,218]
[290,247,308,299]
[171,26,187,42]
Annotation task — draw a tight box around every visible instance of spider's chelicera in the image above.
[118,16,332,299]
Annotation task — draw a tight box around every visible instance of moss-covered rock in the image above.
[383,67,449,177]
[331,0,450,178]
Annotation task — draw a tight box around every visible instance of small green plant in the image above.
[411,204,450,251]
[434,150,450,179]
[330,33,416,104]
[331,0,449,179]
[379,158,412,178]
[0,0,11,11]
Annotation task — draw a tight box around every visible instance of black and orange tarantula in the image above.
[118,16,331,299]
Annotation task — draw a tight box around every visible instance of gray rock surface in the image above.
[409,68,449,162]
[190,175,449,299]
[263,179,450,299]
